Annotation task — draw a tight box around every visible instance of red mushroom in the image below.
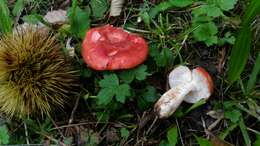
[82,25,148,70]
[154,65,214,118]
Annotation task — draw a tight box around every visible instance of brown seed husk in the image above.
[0,28,79,118]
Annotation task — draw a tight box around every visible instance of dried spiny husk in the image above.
[0,28,79,118]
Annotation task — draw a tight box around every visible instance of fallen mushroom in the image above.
[82,25,148,70]
[154,65,213,118]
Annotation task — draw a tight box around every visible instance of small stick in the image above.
[65,94,80,134]
[146,115,158,135]
[176,118,184,146]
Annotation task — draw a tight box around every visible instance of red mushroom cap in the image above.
[82,25,148,70]
[183,67,214,103]
[194,67,214,93]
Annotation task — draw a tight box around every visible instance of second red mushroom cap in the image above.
[82,25,148,70]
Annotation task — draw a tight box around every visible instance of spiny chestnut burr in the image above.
[0,28,79,118]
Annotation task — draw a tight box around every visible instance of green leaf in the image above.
[246,52,260,93]
[192,21,218,46]
[97,88,114,105]
[184,99,206,115]
[253,134,260,146]
[12,0,24,16]
[139,11,151,27]
[119,65,148,83]
[227,0,260,83]
[22,14,44,24]
[120,128,129,139]
[142,86,158,102]
[0,0,13,34]
[149,0,193,18]
[159,140,169,146]
[195,136,212,146]
[115,84,130,103]
[223,101,236,109]
[99,74,119,87]
[88,132,99,146]
[149,2,172,18]
[192,5,208,17]
[68,0,90,38]
[96,111,110,122]
[224,109,241,123]
[90,0,108,18]
[205,5,223,17]
[216,0,238,11]
[97,73,130,104]
[81,68,92,78]
[169,0,194,7]
[167,126,178,146]
[64,137,73,145]
[135,65,148,80]
[219,32,236,45]
[192,5,223,18]
[0,125,9,144]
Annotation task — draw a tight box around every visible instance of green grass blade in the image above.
[12,0,25,17]
[246,52,260,93]
[183,99,206,115]
[219,123,238,140]
[227,26,252,83]
[227,0,260,83]
[167,126,178,146]
[239,118,251,146]
[243,0,260,25]
[0,0,13,34]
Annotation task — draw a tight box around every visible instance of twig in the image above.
[48,115,65,139]
[65,94,80,134]
[247,127,260,135]
[51,121,127,130]
[145,116,158,135]
[176,119,184,146]
[43,134,67,146]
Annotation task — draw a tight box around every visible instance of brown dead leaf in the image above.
[210,136,234,146]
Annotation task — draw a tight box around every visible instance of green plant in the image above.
[140,0,238,46]
[191,0,238,46]
[68,0,90,39]
[159,126,179,146]
[0,28,79,117]
[195,135,212,146]
[0,0,13,34]
[227,0,260,83]
[97,73,131,105]
[90,0,108,19]
[0,125,9,144]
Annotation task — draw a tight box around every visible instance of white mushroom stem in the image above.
[110,0,125,17]
[154,82,195,118]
